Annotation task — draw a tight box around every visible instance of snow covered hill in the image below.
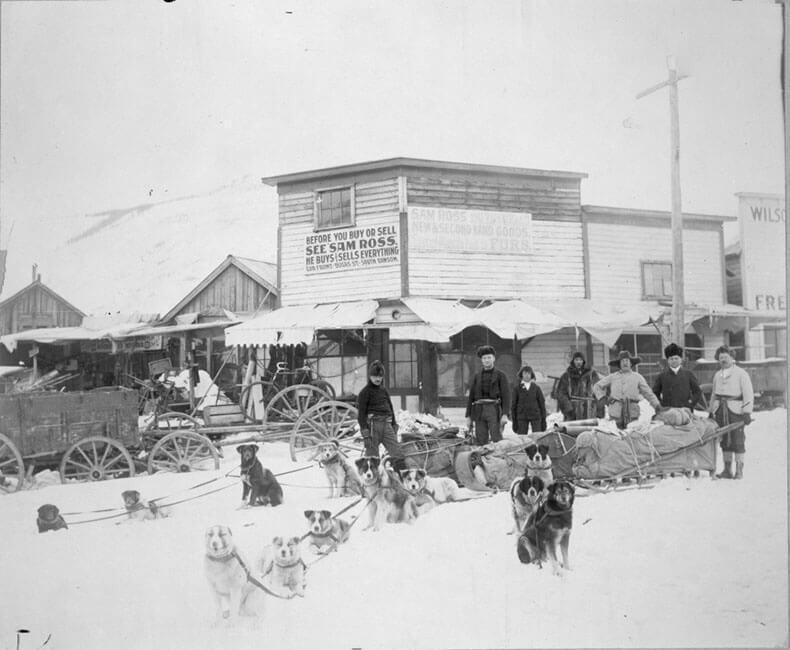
[0,409,787,649]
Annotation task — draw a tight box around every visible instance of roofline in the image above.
[582,204,736,223]
[160,255,278,323]
[261,157,588,186]
[0,279,86,316]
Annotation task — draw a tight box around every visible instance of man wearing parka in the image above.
[511,365,547,435]
[555,351,600,421]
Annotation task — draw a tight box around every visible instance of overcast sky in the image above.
[0,0,785,266]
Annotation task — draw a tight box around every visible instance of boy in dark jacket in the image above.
[511,365,546,435]
[652,343,703,410]
[556,351,600,421]
[356,360,406,472]
[465,345,510,445]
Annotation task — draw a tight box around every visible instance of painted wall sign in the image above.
[304,224,400,274]
[408,206,532,254]
[81,336,164,354]
[738,194,786,313]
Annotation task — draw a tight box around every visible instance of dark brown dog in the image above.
[37,504,68,533]
[237,444,283,507]
[517,480,575,575]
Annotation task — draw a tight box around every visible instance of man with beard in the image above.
[555,351,600,421]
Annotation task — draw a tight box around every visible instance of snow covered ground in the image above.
[0,409,787,649]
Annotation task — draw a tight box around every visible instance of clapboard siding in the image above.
[587,223,724,303]
[279,178,401,305]
[408,221,585,300]
[407,174,581,221]
[174,266,277,316]
[522,329,587,380]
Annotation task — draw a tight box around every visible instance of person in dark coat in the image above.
[555,351,600,421]
[511,365,547,436]
[652,343,704,410]
[465,345,511,445]
[356,360,406,472]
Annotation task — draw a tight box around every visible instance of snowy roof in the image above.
[0,177,278,317]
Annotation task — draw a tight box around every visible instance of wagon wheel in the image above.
[310,379,336,399]
[151,411,202,432]
[59,436,135,483]
[263,384,332,425]
[0,432,24,494]
[289,400,360,462]
[239,381,277,423]
[147,431,221,474]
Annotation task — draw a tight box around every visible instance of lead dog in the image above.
[303,509,351,554]
[524,444,554,487]
[517,480,575,576]
[122,490,168,521]
[203,525,257,620]
[36,504,68,533]
[314,441,363,498]
[508,475,545,535]
[237,444,283,507]
[354,456,418,531]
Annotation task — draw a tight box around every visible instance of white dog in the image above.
[203,525,258,621]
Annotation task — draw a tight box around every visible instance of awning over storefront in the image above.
[684,303,786,334]
[467,300,568,340]
[0,322,153,353]
[533,298,665,348]
[224,300,379,347]
[400,298,476,340]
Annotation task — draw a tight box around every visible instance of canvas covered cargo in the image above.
[572,415,720,480]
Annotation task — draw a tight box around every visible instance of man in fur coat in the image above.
[555,351,600,421]
[652,342,703,410]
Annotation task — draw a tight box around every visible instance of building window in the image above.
[388,342,419,389]
[304,329,367,397]
[641,261,673,300]
[314,186,354,230]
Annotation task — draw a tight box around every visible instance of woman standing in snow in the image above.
[511,365,547,436]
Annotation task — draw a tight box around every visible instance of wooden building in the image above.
[0,276,85,367]
[228,157,738,416]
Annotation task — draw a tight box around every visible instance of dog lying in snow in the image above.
[36,504,68,533]
[122,490,168,521]
[355,456,418,531]
[303,509,351,554]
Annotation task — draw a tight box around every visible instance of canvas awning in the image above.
[399,298,476,340]
[684,303,786,334]
[532,298,665,348]
[224,300,379,347]
[0,322,153,353]
[466,300,568,340]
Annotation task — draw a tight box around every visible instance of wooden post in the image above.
[636,56,688,344]
[668,56,685,348]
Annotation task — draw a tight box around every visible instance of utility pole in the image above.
[637,56,688,345]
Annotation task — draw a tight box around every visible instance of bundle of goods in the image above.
[572,413,720,480]
[397,410,465,479]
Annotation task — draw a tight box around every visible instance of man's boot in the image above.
[716,462,733,479]
[734,461,744,479]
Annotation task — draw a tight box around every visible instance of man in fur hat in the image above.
[556,351,601,421]
[357,360,406,472]
[465,345,511,445]
[652,342,703,410]
[708,345,754,479]
[593,350,661,428]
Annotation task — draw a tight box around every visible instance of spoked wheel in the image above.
[147,431,220,474]
[59,436,135,483]
[151,411,202,432]
[289,400,360,462]
[263,384,332,425]
[0,433,24,494]
[310,379,336,399]
[239,381,277,423]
